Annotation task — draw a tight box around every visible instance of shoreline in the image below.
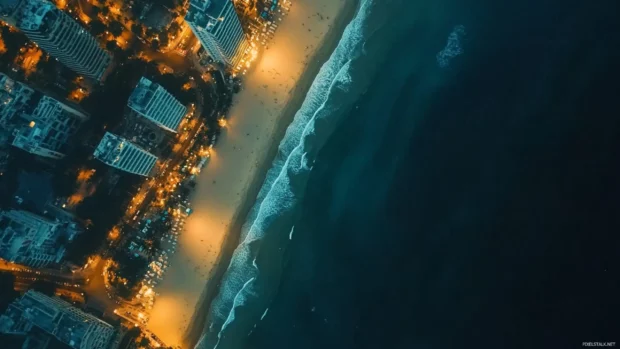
[182,1,361,346]
[183,1,361,347]
[146,1,361,347]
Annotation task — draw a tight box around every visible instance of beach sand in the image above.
[146,0,358,347]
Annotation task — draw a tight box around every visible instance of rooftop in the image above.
[12,0,57,32]
[127,77,158,112]
[0,291,114,349]
[142,4,172,30]
[186,0,229,30]
[93,132,128,163]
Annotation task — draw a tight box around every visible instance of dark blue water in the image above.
[240,0,620,348]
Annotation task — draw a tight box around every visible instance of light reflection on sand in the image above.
[146,0,348,347]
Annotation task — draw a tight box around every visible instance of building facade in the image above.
[0,0,111,80]
[0,210,65,268]
[94,132,158,176]
[0,73,87,159]
[12,95,86,159]
[0,72,35,129]
[128,77,187,133]
[185,0,250,69]
[0,290,117,349]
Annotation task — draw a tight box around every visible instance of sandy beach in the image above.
[146,0,358,347]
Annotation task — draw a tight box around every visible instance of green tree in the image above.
[150,39,160,50]
[131,23,144,37]
[0,27,27,68]
[159,34,169,49]
[139,337,149,347]
[106,40,118,51]
[145,28,158,38]
[168,21,181,36]
[89,20,106,36]
[109,21,124,37]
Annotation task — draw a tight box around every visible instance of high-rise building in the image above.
[185,0,250,69]
[0,73,87,159]
[0,0,111,80]
[94,132,158,176]
[127,77,187,133]
[0,210,65,268]
[0,290,117,349]
[12,95,87,159]
[0,72,35,129]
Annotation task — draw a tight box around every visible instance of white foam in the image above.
[436,25,466,68]
[214,277,256,349]
[288,226,295,240]
[199,1,376,347]
[260,308,269,320]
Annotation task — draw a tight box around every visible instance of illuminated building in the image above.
[0,73,87,159]
[0,210,65,268]
[12,95,87,159]
[256,0,280,20]
[0,0,111,80]
[128,77,187,133]
[94,132,158,177]
[185,0,250,69]
[0,72,35,129]
[0,290,117,349]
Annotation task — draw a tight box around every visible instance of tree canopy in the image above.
[131,23,144,37]
[0,27,28,68]
[106,40,118,52]
[109,21,124,38]
[168,21,181,36]
[159,34,169,49]
[89,20,106,36]
[150,39,160,50]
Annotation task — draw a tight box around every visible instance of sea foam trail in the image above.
[194,1,382,348]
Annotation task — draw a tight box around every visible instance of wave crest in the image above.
[194,2,377,348]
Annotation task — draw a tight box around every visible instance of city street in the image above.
[0,259,85,284]
[124,106,205,226]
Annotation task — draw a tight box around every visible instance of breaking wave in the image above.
[193,0,395,347]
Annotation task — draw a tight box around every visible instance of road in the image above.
[122,106,204,228]
[82,256,119,313]
[0,259,85,284]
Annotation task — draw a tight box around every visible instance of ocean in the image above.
[195,0,620,348]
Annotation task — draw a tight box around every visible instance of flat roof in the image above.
[187,0,229,28]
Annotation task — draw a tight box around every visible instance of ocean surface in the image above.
[196,0,620,348]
